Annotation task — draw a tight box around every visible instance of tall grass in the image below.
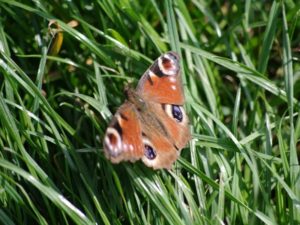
[0,0,300,224]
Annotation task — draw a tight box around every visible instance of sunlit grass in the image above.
[0,1,300,224]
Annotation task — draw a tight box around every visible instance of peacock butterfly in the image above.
[104,52,190,169]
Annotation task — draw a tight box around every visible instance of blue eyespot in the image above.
[172,105,183,122]
[144,145,156,160]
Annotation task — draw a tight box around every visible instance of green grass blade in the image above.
[0,159,95,225]
[257,1,280,74]
[282,2,300,223]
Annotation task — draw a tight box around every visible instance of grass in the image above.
[0,0,300,224]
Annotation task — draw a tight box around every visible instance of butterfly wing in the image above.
[133,101,190,169]
[103,102,144,163]
[103,101,183,169]
[136,51,185,105]
[103,52,190,170]
[135,52,191,168]
[140,128,179,170]
[151,102,190,150]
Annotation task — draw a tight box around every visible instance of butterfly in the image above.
[103,52,190,169]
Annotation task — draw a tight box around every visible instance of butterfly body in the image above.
[104,52,190,169]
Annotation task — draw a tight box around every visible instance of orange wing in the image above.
[150,102,190,150]
[137,102,190,169]
[140,128,179,170]
[103,103,143,163]
[136,51,185,105]
[103,101,182,169]
[104,51,190,170]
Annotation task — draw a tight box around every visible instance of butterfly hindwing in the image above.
[140,128,178,170]
[150,102,191,151]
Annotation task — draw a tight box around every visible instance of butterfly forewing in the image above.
[136,52,185,105]
[104,103,144,163]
